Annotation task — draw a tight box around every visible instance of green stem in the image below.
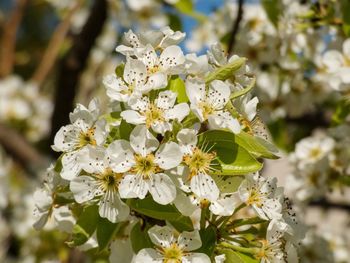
[200,208,207,229]
[219,242,259,255]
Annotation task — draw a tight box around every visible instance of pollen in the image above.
[143,103,165,128]
[131,153,161,179]
[78,127,97,147]
[184,147,216,179]
[198,101,215,120]
[161,243,184,263]
[97,168,123,192]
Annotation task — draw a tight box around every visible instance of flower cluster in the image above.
[33,27,304,262]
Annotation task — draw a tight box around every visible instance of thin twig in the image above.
[227,0,244,56]
[48,0,107,156]
[309,198,350,212]
[0,123,47,175]
[31,1,82,87]
[0,0,28,78]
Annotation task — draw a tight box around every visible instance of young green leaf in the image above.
[68,205,99,247]
[205,58,246,84]
[96,217,121,251]
[168,76,189,103]
[130,221,153,253]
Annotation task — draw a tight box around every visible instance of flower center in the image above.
[132,153,161,179]
[144,104,165,128]
[247,188,263,207]
[309,148,322,160]
[198,101,215,120]
[184,147,216,179]
[79,127,97,147]
[97,168,123,192]
[162,243,184,263]
[148,64,161,74]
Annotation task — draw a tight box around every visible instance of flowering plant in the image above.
[33,28,303,263]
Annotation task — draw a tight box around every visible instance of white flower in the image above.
[186,78,241,134]
[103,58,152,103]
[176,128,220,201]
[257,219,298,263]
[134,225,210,263]
[52,100,106,180]
[238,173,283,220]
[116,28,185,56]
[134,44,185,88]
[70,146,129,223]
[293,135,334,169]
[321,38,350,91]
[110,125,182,205]
[121,91,189,134]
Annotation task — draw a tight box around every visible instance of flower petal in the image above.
[107,140,135,173]
[155,142,183,170]
[147,173,176,205]
[148,225,175,247]
[130,125,159,156]
[99,190,130,223]
[118,174,149,199]
[121,110,146,125]
[178,230,202,251]
[70,176,100,203]
[190,173,220,202]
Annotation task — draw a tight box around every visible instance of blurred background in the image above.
[0,0,349,262]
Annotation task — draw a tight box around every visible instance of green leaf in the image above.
[174,0,206,22]
[235,131,279,159]
[205,57,246,84]
[230,76,256,100]
[219,248,259,263]
[214,175,244,193]
[341,0,350,37]
[130,221,153,253]
[195,226,217,257]
[96,217,120,251]
[119,119,133,140]
[115,63,125,78]
[198,130,263,175]
[168,76,188,103]
[68,205,99,247]
[331,99,350,126]
[167,13,182,31]
[128,196,193,231]
[261,0,281,27]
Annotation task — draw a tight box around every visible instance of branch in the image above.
[227,0,244,56]
[0,123,47,175]
[31,1,82,87]
[48,0,107,156]
[309,198,350,212]
[0,0,28,78]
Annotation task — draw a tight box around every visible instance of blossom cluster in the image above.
[0,75,52,142]
[30,27,307,262]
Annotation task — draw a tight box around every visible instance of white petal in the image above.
[208,80,230,109]
[208,112,241,134]
[190,173,220,202]
[79,146,105,174]
[185,78,206,105]
[156,90,177,110]
[137,44,158,69]
[124,59,147,86]
[164,103,190,122]
[184,253,211,263]
[121,110,146,125]
[178,230,202,251]
[130,125,159,156]
[147,72,168,90]
[118,174,149,199]
[155,142,183,170]
[176,128,198,154]
[53,124,80,152]
[148,173,176,205]
[173,191,197,216]
[61,150,83,180]
[322,50,344,72]
[107,140,135,173]
[160,45,185,72]
[148,225,174,247]
[70,176,100,203]
[99,190,130,223]
[209,194,240,216]
[134,248,161,263]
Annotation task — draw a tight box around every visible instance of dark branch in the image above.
[0,123,47,175]
[48,0,107,156]
[309,198,350,212]
[227,0,244,55]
